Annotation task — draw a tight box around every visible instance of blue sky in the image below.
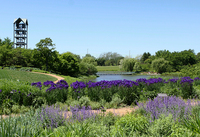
[0,0,200,58]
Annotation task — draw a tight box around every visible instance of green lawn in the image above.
[96,66,120,71]
[0,69,57,83]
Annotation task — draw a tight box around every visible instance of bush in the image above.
[148,114,175,136]
[151,58,171,73]
[148,114,194,136]
[120,58,136,72]
[37,105,66,129]
[110,95,123,108]
[69,105,99,122]
[182,106,200,135]
[137,96,192,122]
[79,96,90,108]
[0,79,41,106]
[176,77,197,99]
[69,100,80,107]
[70,81,86,100]
[113,113,149,136]
[90,101,101,110]
[11,104,20,113]
[79,62,98,75]
[42,80,69,105]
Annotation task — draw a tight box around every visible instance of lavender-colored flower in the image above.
[27,93,31,97]
[69,105,100,122]
[37,105,66,129]
[0,89,2,93]
[31,81,42,90]
[137,96,192,122]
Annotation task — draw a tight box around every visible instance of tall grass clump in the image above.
[0,110,44,136]
[182,103,200,135]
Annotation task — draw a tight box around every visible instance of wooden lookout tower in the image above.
[13,18,28,48]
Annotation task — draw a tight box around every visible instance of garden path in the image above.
[61,106,139,119]
[31,72,65,83]
[1,101,200,119]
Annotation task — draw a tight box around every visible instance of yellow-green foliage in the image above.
[96,66,120,71]
[113,114,149,136]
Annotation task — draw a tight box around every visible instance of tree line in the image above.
[1,37,199,75]
[119,49,198,73]
[0,37,97,77]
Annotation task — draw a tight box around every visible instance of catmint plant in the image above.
[37,105,67,129]
[137,96,192,122]
[69,105,100,122]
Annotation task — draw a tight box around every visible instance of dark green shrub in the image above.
[118,85,139,105]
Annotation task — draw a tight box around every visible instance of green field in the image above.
[96,66,120,71]
[0,69,57,83]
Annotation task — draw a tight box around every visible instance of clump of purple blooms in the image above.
[37,105,100,129]
[44,80,69,92]
[31,81,42,90]
[69,105,100,122]
[37,105,67,129]
[70,81,87,100]
[137,96,192,122]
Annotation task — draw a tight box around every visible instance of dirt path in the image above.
[1,101,200,119]
[103,106,138,116]
[1,106,138,119]
[31,72,65,83]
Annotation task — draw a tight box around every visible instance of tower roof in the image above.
[14,18,28,25]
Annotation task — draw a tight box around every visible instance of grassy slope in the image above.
[0,69,57,83]
[96,66,120,71]
[32,70,96,84]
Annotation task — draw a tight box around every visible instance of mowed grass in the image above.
[0,69,57,83]
[96,66,120,71]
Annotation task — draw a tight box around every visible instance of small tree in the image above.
[120,57,136,72]
[134,62,142,72]
[59,52,79,76]
[151,58,171,73]
[82,56,97,66]
[35,38,55,71]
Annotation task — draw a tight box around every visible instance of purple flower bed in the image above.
[68,105,100,122]
[1,76,200,107]
[137,96,194,122]
[37,105,66,129]
[37,105,100,129]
